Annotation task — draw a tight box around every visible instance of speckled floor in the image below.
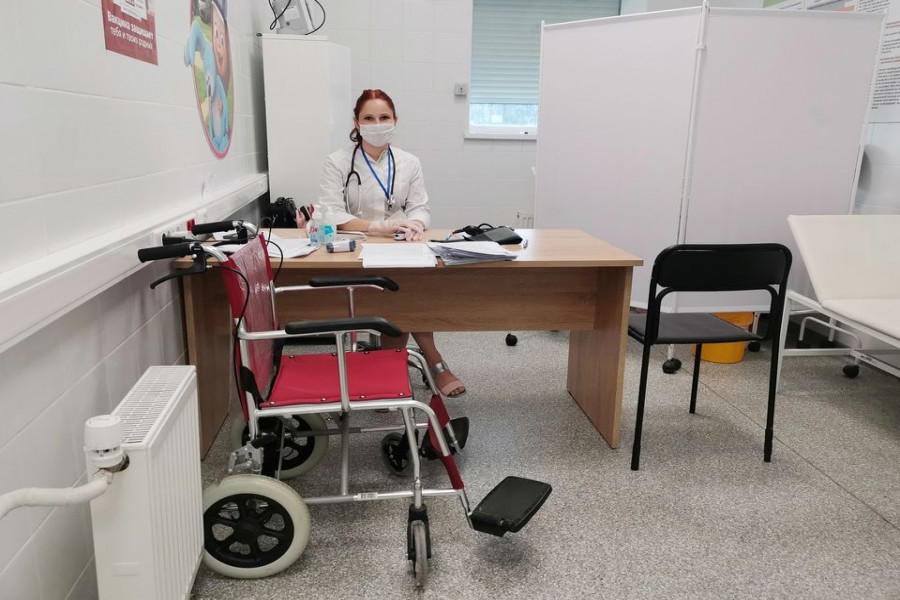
[191,330,900,599]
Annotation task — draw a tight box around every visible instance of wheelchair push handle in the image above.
[137,242,197,263]
[192,220,239,235]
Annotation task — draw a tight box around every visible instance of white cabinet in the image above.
[535,7,882,310]
[262,35,350,204]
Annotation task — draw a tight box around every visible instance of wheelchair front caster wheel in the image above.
[505,333,518,347]
[410,520,429,588]
[381,432,413,476]
[747,341,761,352]
[202,475,310,579]
[230,414,329,479]
[843,364,860,379]
[662,358,682,374]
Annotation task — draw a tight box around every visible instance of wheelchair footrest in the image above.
[470,476,552,537]
[422,417,469,459]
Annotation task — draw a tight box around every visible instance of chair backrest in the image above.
[645,243,793,340]
[219,235,277,399]
[788,215,900,302]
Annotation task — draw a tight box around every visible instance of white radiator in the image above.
[89,366,203,600]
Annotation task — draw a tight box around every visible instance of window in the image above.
[469,0,620,137]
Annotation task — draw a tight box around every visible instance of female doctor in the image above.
[316,88,466,398]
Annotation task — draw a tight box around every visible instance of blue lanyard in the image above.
[361,147,393,201]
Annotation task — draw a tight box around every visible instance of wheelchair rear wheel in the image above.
[202,475,310,579]
[381,432,413,476]
[229,414,329,479]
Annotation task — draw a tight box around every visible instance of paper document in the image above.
[359,243,437,268]
[427,241,517,266]
[216,232,318,258]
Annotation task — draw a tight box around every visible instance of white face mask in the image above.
[359,123,395,147]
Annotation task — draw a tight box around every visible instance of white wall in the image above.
[311,0,537,228]
[0,1,274,598]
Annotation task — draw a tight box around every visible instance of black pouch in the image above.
[453,224,522,245]
[265,197,298,228]
[470,226,522,245]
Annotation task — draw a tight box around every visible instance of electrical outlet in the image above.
[454,82,468,97]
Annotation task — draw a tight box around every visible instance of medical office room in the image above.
[2,0,900,597]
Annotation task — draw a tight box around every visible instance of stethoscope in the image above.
[343,143,405,215]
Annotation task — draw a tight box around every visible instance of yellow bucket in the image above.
[692,312,754,364]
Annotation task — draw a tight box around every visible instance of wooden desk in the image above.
[182,229,642,456]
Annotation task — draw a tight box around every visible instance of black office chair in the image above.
[628,244,792,471]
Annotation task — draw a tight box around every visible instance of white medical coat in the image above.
[317,145,431,228]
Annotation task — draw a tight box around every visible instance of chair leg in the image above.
[764,326,782,463]
[631,343,654,471]
[690,344,702,414]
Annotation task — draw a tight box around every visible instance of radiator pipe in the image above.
[0,470,113,520]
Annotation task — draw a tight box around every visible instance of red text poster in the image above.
[101,0,158,65]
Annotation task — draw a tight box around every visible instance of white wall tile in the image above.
[65,558,98,600]
[0,199,48,273]
[104,337,141,410]
[26,90,114,195]
[13,396,81,530]
[0,4,23,84]
[0,84,39,203]
[33,507,92,600]
[370,32,404,61]
[158,301,186,365]
[434,1,469,33]
[50,300,104,390]
[371,0,403,30]
[371,62,405,96]
[432,62,470,95]
[16,0,109,97]
[402,62,435,94]
[0,324,65,449]
[341,29,373,62]
[0,543,41,600]
[340,0,373,30]
[0,451,29,570]
[434,32,468,64]
[98,279,138,356]
[403,0,435,31]
[402,31,434,62]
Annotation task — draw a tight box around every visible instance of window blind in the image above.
[471,0,620,105]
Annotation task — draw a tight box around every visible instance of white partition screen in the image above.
[536,7,882,311]
[536,9,701,305]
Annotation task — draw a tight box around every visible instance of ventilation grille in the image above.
[112,366,195,445]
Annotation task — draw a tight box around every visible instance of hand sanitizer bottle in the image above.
[320,205,337,244]
[306,205,320,244]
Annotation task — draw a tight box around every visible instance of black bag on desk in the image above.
[264,197,298,228]
[454,224,523,245]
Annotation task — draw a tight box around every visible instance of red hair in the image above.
[350,89,397,143]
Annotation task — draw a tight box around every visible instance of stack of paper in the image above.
[359,243,437,268]
[426,241,517,266]
[215,232,318,258]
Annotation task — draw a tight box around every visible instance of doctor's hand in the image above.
[369,219,425,241]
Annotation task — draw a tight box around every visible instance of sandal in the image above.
[429,360,467,398]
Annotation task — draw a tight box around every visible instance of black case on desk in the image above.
[469,227,523,245]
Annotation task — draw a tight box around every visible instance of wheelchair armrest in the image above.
[308,276,399,292]
[284,316,402,337]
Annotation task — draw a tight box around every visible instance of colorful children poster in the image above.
[185,0,234,158]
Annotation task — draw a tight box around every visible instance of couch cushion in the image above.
[820,298,900,340]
